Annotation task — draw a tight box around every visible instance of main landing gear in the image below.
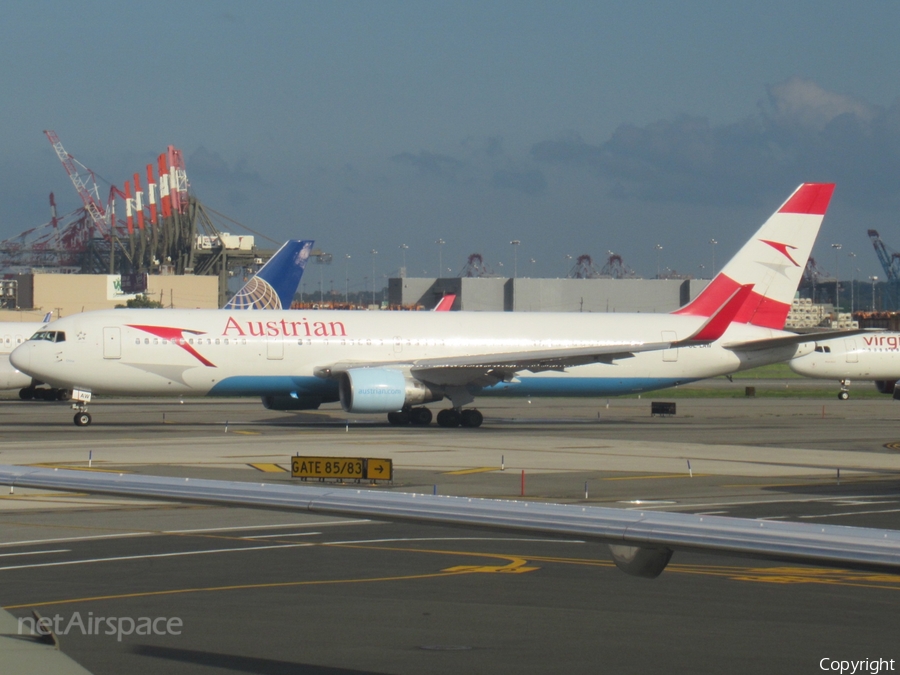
[19,387,71,401]
[437,408,483,428]
[387,407,433,426]
[385,407,484,428]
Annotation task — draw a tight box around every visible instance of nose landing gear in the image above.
[838,380,850,400]
[72,394,92,426]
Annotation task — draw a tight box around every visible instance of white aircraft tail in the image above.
[674,183,835,329]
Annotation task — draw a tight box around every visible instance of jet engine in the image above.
[339,368,441,413]
[261,394,324,411]
[875,380,896,395]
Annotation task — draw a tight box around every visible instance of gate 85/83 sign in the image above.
[291,456,392,481]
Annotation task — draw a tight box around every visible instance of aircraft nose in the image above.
[10,343,30,373]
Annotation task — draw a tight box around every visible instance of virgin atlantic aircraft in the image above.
[11,184,842,427]
[790,332,900,399]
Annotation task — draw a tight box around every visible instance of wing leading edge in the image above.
[1,465,898,579]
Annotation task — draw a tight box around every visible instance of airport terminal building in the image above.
[389,277,710,312]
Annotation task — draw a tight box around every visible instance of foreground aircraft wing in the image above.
[1,465,899,579]
[319,285,754,387]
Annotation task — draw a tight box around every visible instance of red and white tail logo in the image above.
[674,183,835,329]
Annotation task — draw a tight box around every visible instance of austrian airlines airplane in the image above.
[789,333,900,399]
[1,240,312,401]
[11,183,838,427]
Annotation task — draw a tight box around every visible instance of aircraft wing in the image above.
[315,340,671,387]
[317,285,756,387]
[724,328,872,352]
[1,465,899,579]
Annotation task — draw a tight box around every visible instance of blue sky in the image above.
[2,1,899,291]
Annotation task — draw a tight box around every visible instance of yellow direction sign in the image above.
[365,458,393,481]
[291,456,364,480]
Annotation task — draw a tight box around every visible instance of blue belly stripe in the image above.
[207,375,695,399]
[209,376,339,398]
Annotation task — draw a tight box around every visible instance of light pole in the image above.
[564,254,573,278]
[655,244,663,279]
[847,252,856,313]
[344,254,351,304]
[370,249,378,305]
[709,239,718,275]
[698,263,705,279]
[831,243,842,310]
[870,276,878,311]
[510,240,521,279]
[435,239,445,278]
[398,244,408,278]
[529,258,536,278]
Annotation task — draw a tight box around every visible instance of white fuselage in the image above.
[790,333,900,381]
[0,322,46,390]
[11,309,806,402]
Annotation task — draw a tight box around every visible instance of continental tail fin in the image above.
[224,240,314,310]
[674,183,835,329]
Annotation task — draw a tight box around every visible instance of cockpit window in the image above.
[814,345,831,353]
[30,331,66,343]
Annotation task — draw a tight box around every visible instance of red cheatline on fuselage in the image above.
[126,324,216,368]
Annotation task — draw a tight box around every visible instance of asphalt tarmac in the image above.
[1,394,899,674]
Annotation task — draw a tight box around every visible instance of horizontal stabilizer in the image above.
[678,284,754,344]
[725,328,872,352]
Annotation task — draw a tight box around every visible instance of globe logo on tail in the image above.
[225,277,282,310]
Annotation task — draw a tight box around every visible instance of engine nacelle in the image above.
[261,394,323,411]
[875,380,896,395]
[339,368,441,413]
